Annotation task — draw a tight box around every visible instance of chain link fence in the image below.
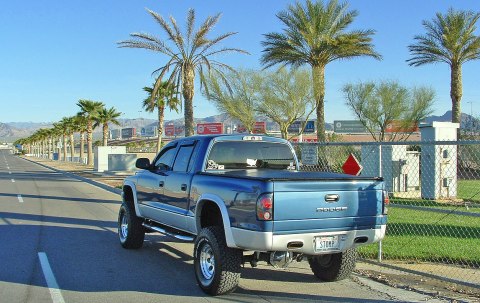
[293,140,480,291]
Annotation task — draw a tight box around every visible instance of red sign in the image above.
[385,121,419,133]
[165,124,175,136]
[342,153,363,176]
[290,137,318,143]
[235,122,267,134]
[253,122,266,134]
[197,123,224,135]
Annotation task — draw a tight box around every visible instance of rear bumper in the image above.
[230,225,386,254]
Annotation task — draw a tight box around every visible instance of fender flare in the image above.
[195,193,237,248]
[122,180,142,217]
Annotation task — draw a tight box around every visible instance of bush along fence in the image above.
[293,137,480,291]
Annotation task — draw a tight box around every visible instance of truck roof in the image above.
[171,134,289,144]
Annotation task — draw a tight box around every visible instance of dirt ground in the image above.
[22,156,480,302]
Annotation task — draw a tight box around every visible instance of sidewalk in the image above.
[23,156,128,189]
[22,156,480,302]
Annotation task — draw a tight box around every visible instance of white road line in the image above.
[11,179,15,183]
[17,195,23,203]
[38,252,66,303]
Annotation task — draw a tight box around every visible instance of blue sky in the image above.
[0,0,479,123]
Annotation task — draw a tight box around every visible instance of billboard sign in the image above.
[141,126,158,137]
[385,121,419,133]
[253,121,267,133]
[110,129,121,140]
[334,120,367,133]
[197,123,224,135]
[121,127,136,139]
[287,120,316,134]
[165,124,175,136]
[290,137,318,143]
[236,121,267,134]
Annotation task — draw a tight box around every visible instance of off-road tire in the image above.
[308,248,357,281]
[194,226,242,295]
[118,202,145,249]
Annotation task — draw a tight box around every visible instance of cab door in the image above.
[162,140,198,229]
[136,143,177,223]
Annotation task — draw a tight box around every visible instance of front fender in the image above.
[195,193,237,248]
[122,180,142,218]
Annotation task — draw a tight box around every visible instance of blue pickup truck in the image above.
[118,135,387,295]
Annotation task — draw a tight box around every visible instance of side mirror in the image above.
[135,158,151,169]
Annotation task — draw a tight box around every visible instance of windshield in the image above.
[206,141,296,170]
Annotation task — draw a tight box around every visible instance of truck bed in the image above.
[200,169,383,182]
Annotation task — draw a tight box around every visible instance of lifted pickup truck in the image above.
[118,135,387,295]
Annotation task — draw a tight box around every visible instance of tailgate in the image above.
[273,179,384,233]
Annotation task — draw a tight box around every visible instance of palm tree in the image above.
[65,117,77,162]
[118,8,248,136]
[77,100,104,165]
[54,118,70,161]
[142,81,180,152]
[94,106,122,146]
[261,0,381,142]
[407,8,480,127]
[74,115,88,163]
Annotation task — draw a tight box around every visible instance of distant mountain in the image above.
[4,122,52,130]
[1,110,476,143]
[424,110,478,129]
[0,123,35,141]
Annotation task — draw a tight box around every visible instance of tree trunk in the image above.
[63,134,68,161]
[280,124,288,139]
[157,104,165,153]
[103,123,108,146]
[80,132,85,163]
[70,134,75,161]
[183,67,195,137]
[450,63,462,138]
[312,65,326,142]
[48,137,52,159]
[87,120,93,166]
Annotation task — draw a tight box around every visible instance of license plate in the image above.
[315,236,340,251]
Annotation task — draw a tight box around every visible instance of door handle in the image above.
[181,184,187,191]
[325,194,339,202]
[159,181,164,187]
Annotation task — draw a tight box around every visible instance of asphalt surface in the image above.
[0,150,454,303]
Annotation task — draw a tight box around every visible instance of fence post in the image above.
[378,144,383,263]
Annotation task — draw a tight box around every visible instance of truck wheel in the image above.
[118,202,145,249]
[308,248,357,281]
[194,226,242,295]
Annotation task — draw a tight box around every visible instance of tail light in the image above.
[257,194,273,221]
[382,190,389,215]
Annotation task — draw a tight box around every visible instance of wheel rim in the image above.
[316,254,332,267]
[199,242,215,281]
[119,211,128,241]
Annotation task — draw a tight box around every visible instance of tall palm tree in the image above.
[64,117,77,162]
[55,118,70,161]
[142,81,180,152]
[74,115,88,163]
[77,99,104,165]
[118,8,248,136]
[261,0,381,142]
[407,8,480,127]
[94,106,122,146]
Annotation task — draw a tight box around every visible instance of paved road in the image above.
[0,150,449,303]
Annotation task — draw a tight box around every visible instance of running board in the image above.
[142,222,194,242]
